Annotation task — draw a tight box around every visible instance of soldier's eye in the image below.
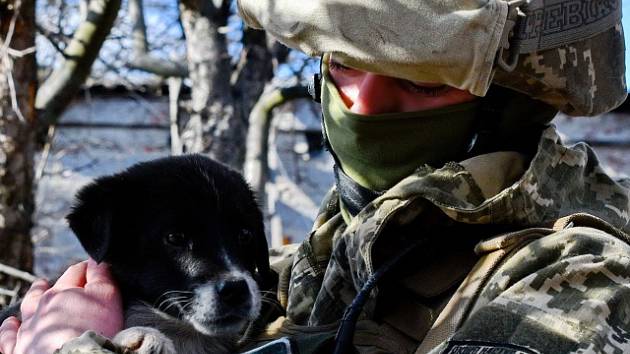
[329,59,353,72]
[402,81,450,96]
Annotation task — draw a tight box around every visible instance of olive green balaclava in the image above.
[320,61,558,221]
[321,68,480,192]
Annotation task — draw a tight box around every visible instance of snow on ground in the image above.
[31,96,629,279]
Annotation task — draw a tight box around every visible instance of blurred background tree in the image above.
[1,0,38,296]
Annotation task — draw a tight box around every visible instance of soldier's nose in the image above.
[349,73,401,115]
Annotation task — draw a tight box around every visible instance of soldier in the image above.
[1,0,629,353]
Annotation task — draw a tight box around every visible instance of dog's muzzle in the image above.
[186,271,261,336]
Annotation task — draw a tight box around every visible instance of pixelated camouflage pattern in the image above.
[434,226,630,354]
[285,188,345,324]
[283,126,630,353]
[494,23,627,116]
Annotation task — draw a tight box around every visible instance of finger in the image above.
[20,278,50,319]
[0,316,20,354]
[86,258,114,286]
[54,261,88,290]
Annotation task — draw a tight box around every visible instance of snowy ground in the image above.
[31,95,629,279]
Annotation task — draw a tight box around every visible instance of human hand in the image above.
[0,259,123,354]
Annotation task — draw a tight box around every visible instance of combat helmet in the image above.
[238,0,626,117]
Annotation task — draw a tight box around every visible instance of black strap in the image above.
[334,165,384,217]
[332,239,427,354]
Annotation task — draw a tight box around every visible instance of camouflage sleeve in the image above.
[53,331,131,354]
[434,226,630,354]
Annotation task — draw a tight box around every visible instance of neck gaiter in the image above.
[322,70,480,192]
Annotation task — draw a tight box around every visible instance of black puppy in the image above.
[10,154,274,353]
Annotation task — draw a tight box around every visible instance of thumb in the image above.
[85,258,115,286]
[53,261,88,290]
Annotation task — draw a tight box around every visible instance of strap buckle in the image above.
[496,0,526,72]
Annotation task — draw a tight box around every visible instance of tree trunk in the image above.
[35,0,121,125]
[179,0,244,169]
[233,28,274,121]
[0,0,37,297]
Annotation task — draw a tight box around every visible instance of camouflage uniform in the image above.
[271,126,630,354]
[56,126,630,353]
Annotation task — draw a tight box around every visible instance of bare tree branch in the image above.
[6,46,35,57]
[0,263,36,282]
[244,86,310,199]
[128,53,189,77]
[35,22,69,55]
[0,0,27,122]
[129,0,148,53]
[35,0,122,125]
[168,77,183,155]
[126,0,187,77]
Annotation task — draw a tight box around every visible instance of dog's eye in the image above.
[238,229,254,245]
[165,232,188,247]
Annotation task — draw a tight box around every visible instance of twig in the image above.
[36,23,68,55]
[0,0,20,55]
[127,0,187,77]
[168,77,182,155]
[7,46,36,58]
[95,57,137,88]
[0,0,29,123]
[128,91,168,119]
[0,263,37,283]
[35,125,56,182]
[0,288,17,297]
[6,69,26,121]
[9,282,22,305]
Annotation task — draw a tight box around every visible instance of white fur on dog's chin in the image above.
[185,269,261,336]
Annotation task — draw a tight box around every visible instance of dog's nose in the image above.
[216,279,249,306]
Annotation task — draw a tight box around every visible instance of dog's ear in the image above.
[254,228,277,290]
[66,180,116,263]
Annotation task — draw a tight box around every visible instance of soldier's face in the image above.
[328,56,476,115]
